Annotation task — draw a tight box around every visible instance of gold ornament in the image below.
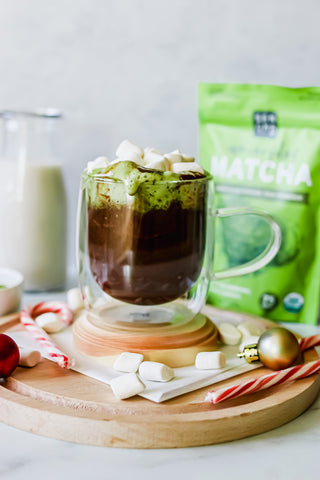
[238,327,300,370]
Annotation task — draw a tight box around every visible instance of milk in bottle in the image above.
[0,110,67,290]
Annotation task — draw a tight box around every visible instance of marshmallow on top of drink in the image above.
[87,139,205,177]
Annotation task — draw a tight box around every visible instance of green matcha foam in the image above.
[83,161,209,211]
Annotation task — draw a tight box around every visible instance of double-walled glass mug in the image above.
[77,168,281,330]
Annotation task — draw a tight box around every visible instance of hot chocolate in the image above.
[86,161,208,305]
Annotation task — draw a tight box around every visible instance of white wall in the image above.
[0,0,319,281]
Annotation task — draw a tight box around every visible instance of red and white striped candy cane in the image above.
[20,302,74,369]
[206,360,320,404]
[299,335,320,352]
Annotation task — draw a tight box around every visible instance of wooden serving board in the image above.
[0,306,319,449]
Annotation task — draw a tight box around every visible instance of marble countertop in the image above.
[0,290,319,480]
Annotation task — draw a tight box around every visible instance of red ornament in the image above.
[0,333,20,377]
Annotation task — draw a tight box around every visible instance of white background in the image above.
[0,0,319,279]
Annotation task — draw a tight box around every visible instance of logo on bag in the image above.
[253,111,277,138]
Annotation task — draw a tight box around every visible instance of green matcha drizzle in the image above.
[83,161,209,211]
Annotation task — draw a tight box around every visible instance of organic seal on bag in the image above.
[198,83,320,325]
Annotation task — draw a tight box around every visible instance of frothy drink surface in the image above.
[86,161,208,305]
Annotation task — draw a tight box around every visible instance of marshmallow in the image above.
[18,346,42,367]
[165,151,184,166]
[67,287,84,312]
[181,153,195,162]
[143,147,164,162]
[87,156,110,173]
[113,352,144,373]
[87,144,201,176]
[144,149,169,170]
[172,162,204,174]
[138,361,174,382]
[35,312,63,333]
[116,140,145,165]
[84,285,95,305]
[218,322,242,345]
[145,157,169,171]
[195,351,226,370]
[110,373,145,400]
[144,151,164,162]
[237,321,265,339]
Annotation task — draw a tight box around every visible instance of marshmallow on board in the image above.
[35,312,63,333]
[218,322,242,346]
[67,287,84,312]
[195,351,226,370]
[237,321,265,339]
[113,352,144,373]
[110,373,145,400]
[139,361,174,382]
[18,346,42,367]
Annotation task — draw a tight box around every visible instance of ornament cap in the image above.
[237,344,260,364]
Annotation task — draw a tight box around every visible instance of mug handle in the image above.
[213,207,281,280]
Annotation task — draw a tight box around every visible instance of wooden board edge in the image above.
[1,374,319,448]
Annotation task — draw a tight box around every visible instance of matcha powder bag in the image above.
[198,83,320,325]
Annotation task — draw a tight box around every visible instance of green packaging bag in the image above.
[198,83,320,325]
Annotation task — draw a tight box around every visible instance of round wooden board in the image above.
[0,306,319,449]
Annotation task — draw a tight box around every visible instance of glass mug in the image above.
[77,170,281,329]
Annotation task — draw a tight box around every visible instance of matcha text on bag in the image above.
[198,83,320,325]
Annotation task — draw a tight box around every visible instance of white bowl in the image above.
[0,267,24,316]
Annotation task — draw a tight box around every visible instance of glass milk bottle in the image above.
[0,110,67,291]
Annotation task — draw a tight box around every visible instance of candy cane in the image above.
[20,302,74,369]
[299,334,320,352]
[206,360,320,404]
